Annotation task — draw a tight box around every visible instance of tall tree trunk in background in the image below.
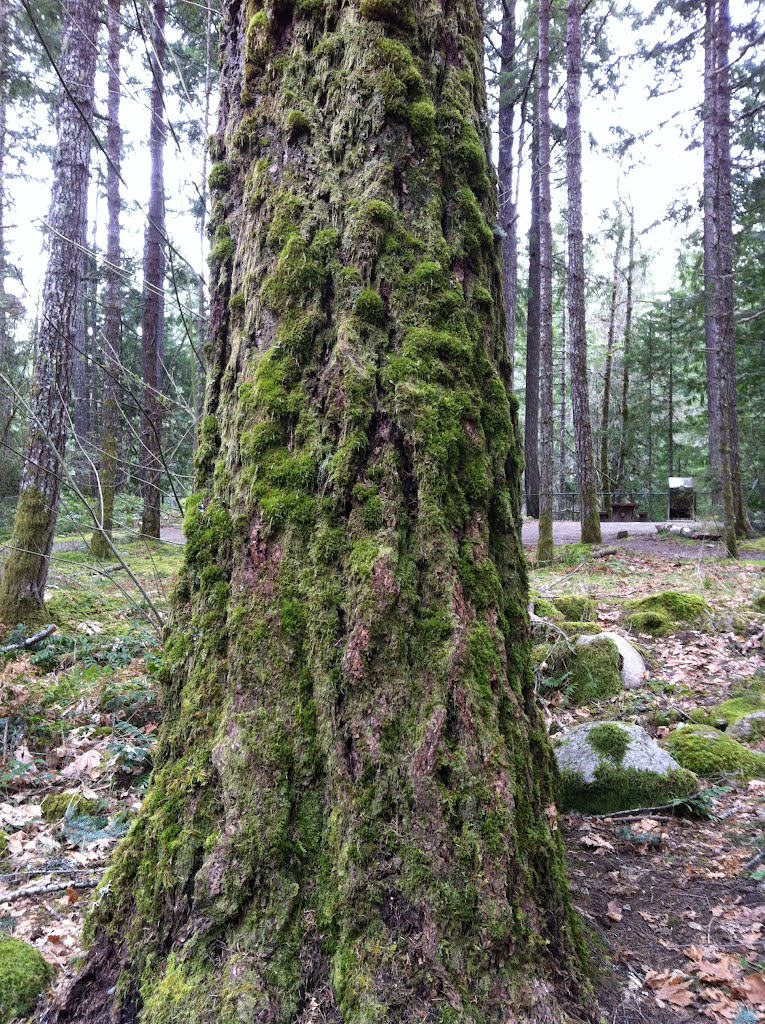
[524,104,541,518]
[714,0,745,539]
[703,0,723,510]
[668,300,674,476]
[50,0,587,1018]
[0,0,11,443]
[647,322,653,507]
[498,0,517,378]
[193,1,214,449]
[536,0,554,562]
[91,0,122,559]
[140,0,166,539]
[703,0,736,553]
[0,0,97,624]
[599,224,622,517]
[73,204,98,493]
[559,257,567,496]
[614,210,634,493]
[566,0,601,543]
[88,217,99,440]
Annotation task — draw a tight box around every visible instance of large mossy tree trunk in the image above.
[52,0,587,1020]
[0,0,97,626]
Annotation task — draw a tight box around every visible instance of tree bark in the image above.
[714,0,745,538]
[559,255,567,496]
[599,224,622,517]
[667,300,674,477]
[0,0,97,624]
[703,0,723,509]
[72,251,90,489]
[497,0,518,379]
[140,0,166,540]
[91,0,122,560]
[536,0,555,561]
[194,0,214,449]
[703,0,737,553]
[0,0,12,444]
[614,210,634,493]
[524,103,541,519]
[50,1,587,1019]
[566,0,601,543]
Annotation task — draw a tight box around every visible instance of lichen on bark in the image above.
[51,1,589,1021]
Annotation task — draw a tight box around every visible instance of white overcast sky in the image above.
[5,0,759,335]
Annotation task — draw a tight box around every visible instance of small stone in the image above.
[728,711,765,743]
[616,530,628,539]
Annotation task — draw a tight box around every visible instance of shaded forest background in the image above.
[0,0,763,561]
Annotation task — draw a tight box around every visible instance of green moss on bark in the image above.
[55,1,590,1020]
[0,486,53,626]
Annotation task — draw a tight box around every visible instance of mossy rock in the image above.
[561,622,603,640]
[729,712,765,742]
[531,596,564,621]
[41,793,102,822]
[0,937,54,1024]
[753,593,765,613]
[552,595,596,622]
[546,635,622,705]
[625,591,710,637]
[689,693,765,729]
[665,724,765,779]
[555,721,699,814]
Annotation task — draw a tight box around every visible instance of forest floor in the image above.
[0,525,763,1022]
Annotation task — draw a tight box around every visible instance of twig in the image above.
[589,794,704,819]
[1,875,102,901]
[0,866,107,882]
[1,624,57,655]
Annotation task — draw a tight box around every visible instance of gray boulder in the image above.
[554,721,698,813]
[577,631,646,689]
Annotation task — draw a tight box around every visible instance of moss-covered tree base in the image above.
[0,487,55,629]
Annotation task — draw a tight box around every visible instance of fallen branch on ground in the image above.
[1,875,103,902]
[0,624,57,655]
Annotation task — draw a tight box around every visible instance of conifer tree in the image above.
[51,0,586,1018]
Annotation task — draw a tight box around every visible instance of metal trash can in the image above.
[668,477,695,520]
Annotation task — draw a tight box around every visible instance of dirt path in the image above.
[522,520,765,561]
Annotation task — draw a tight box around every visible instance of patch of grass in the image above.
[552,595,596,622]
